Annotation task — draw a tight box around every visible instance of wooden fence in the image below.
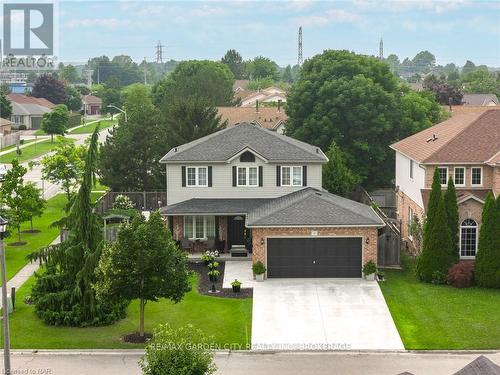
[94,191,167,214]
[0,132,20,150]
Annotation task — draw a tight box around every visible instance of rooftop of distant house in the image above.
[217,106,287,131]
[82,94,102,105]
[462,93,499,106]
[7,93,55,109]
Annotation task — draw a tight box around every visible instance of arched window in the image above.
[460,219,477,257]
[240,151,255,162]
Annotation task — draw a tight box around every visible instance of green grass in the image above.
[4,194,68,282]
[379,267,500,349]
[8,275,252,349]
[69,120,117,134]
[0,138,73,163]
[0,139,36,153]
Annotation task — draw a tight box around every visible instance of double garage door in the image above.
[267,237,362,278]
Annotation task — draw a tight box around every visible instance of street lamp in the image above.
[0,216,10,375]
[107,105,128,122]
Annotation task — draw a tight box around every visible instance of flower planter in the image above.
[364,273,376,281]
[232,284,241,293]
[255,273,265,282]
[209,274,218,283]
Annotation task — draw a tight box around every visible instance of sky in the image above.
[55,0,500,67]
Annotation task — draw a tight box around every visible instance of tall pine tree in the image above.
[475,193,500,288]
[417,168,454,282]
[444,176,459,261]
[29,127,127,326]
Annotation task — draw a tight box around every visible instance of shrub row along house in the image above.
[160,123,384,278]
[391,108,500,260]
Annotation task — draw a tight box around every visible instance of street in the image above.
[6,350,500,375]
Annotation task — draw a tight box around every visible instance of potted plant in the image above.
[208,269,220,283]
[252,261,266,282]
[231,279,242,293]
[363,260,377,281]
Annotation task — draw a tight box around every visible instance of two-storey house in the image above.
[160,123,384,279]
[390,109,500,259]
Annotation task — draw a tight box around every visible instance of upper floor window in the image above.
[460,219,477,258]
[471,167,482,186]
[437,167,448,186]
[186,167,207,187]
[409,160,414,179]
[237,166,258,187]
[281,166,302,186]
[454,167,465,186]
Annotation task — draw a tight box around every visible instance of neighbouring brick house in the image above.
[82,94,102,115]
[390,108,500,259]
[159,123,384,279]
[217,106,288,134]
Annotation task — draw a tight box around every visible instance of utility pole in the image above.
[0,217,11,375]
[298,26,303,66]
[156,41,165,64]
[84,69,93,87]
[143,57,147,85]
[379,37,384,60]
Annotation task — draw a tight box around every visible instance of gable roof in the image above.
[160,122,327,163]
[390,109,500,164]
[246,188,384,227]
[217,106,287,130]
[7,93,55,109]
[453,355,500,375]
[82,94,102,105]
[10,101,52,116]
[462,94,499,106]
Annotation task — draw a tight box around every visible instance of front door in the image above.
[228,216,246,248]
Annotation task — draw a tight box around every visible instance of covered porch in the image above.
[160,197,271,256]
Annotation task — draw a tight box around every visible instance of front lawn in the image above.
[69,120,117,134]
[0,139,36,153]
[379,267,500,349]
[7,274,252,349]
[0,138,72,163]
[4,194,68,282]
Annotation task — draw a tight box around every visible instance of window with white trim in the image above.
[281,166,302,186]
[471,167,482,186]
[184,216,216,240]
[186,167,208,187]
[437,167,448,186]
[454,167,465,186]
[237,166,258,187]
[460,219,477,257]
[408,206,415,240]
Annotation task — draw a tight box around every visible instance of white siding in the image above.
[166,157,323,205]
[395,152,425,208]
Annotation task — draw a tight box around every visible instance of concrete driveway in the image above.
[252,279,404,350]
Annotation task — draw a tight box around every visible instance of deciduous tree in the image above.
[41,104,69,142]
[221,49,245,79]
[32,74,68,104]
[21,182,46,232]
[96,211,191,337]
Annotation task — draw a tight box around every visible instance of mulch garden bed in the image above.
[7,241,27,246]
[21,229,41,234]
[123,332,153,343]
[189,261,253,299]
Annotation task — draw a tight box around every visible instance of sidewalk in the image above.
[0,235,60,300]
[0,138,49,157]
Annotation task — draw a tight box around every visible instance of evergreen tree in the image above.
[475,193,500,288]
[444,176,459,260]
[322,140,360,196]
[29,127,127,326]
[417,168,454,282]
[163,96,227,148]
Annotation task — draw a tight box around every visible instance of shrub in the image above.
[18,124,27,130]
[362,260,377,275]
[230,279,241,287]
[252,261,266,275]
[431,270,447,285]
[112,194,134,210]
[447,262,474,288]
[140,324,217,375]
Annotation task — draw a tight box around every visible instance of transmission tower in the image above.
[298,26,303,65]
[379,37,384,60]
[156,41,165,63]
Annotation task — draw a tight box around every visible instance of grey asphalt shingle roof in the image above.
[246,188,384,227]
[162,188,384,227]
[161,198,272,215]
[160,122,327,163]
[453,356,500,375]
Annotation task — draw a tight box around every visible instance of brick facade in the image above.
[425,165,494,189]
[251,227,379,272]
[458,198,483,227]
[170,216,228,251]
[493,167,500,197]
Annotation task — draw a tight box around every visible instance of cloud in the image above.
[63,18,133,30]
[296,9,362,27]
[353,0,471,13]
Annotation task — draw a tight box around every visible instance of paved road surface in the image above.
[6,350,500,375]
